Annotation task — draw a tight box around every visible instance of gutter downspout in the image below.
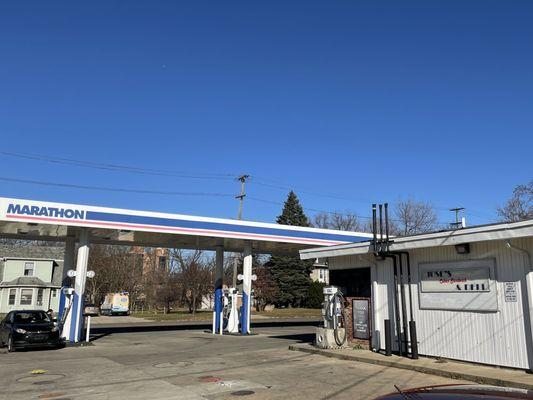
[506,240,533,372]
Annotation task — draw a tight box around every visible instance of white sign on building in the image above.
[418,259,497,311]
[420,267,490,293]
[504,282,517,302]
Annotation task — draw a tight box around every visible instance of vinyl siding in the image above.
[325,237,533,369]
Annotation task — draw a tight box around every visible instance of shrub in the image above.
[306,281,326,308]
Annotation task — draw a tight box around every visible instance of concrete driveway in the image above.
[0,325,464,400]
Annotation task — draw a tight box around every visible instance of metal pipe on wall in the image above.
[372,204,378,254]
[384,319,392,356]
[379,205,384,252]
[384,203,390,252]
[397,253,409,356]
[395,251,418,359]
[384,254,403,356]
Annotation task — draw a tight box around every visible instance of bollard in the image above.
[85,315,91,343]
[384,319,392,356]
[409,320,418,359]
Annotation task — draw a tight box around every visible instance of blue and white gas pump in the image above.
[212,241,256,335]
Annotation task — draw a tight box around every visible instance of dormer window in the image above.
[24,262,34,276]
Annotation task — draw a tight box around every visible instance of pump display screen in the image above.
[352,299,370,340]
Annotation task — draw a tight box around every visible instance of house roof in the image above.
[0,276,58,288]
[300,218,533,260]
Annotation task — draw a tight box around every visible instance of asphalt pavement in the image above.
[0,324,465,400]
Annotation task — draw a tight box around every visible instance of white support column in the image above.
[213,244,224,334]
[240,241,252,335]
[371,263,380,350]
[68,229,90,343]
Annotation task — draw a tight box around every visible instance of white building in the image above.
[310,259,329,284]
[300,219,533,371]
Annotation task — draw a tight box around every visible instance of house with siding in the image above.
[0,243,65,314]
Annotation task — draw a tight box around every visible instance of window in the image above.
[24,262,35,276]
[158,256,167,270]
[51,289,57,298]
[36,289,44,306]
[20,289,33,305]
[8,289,16,305]
[14,311,50,324]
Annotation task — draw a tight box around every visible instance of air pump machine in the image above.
[315,286,347,348]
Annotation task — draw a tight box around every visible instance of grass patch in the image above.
[131,308,321,322]
[130,310,212,322]
[256,308,321,318]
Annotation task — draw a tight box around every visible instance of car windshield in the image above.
[14,311,51,324]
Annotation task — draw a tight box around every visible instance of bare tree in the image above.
[394,199,438,236]
[312,211,362,231]
[172,250,214,315]
[143,265,180,314]
[253,265,278,311]
[86,245,143,305]
[497,180,533,222]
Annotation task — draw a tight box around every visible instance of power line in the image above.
[247,196,426,224]
[0,151,394,206]
[0,151,236,181]
[0,150,497,223]
[0,176,234,197]
[252,177,374,204]
[0,175,457,226]
[252,177,496,222]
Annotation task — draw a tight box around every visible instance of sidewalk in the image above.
[289,343,533,390]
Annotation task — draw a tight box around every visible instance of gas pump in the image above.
[58,268,95,343]
[223,288,240,334]
[315,286,347,348]
[58,287,75,340]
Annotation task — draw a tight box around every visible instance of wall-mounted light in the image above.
[455,243,470,254]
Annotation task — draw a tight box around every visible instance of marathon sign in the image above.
[420,267,490,293]
[0,196,373,247]
[7,203,85,220]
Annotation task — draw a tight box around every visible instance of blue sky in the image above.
[0,1,531,227]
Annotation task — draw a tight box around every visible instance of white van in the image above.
[100,292,129,316]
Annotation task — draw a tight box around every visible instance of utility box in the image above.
[315,327,347,349]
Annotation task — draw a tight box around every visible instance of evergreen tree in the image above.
[276,191,310,227]
[267,191,313,307]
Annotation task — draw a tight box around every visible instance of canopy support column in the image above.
[240,241,252,335]
[68,229,89,343]
[213,244,224,334]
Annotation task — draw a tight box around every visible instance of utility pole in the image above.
[233,175,250,287]
[450,207,466,229]
[236,175,250,220]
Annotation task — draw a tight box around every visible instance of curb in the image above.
[288,345,533,391]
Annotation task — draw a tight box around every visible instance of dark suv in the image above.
[0,310,63,352]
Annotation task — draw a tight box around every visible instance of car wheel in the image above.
[7,335,15,352]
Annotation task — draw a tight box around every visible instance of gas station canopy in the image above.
[0,197,372,254]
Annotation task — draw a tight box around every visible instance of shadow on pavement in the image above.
[267,333,315,344]
[89,319,320,341]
